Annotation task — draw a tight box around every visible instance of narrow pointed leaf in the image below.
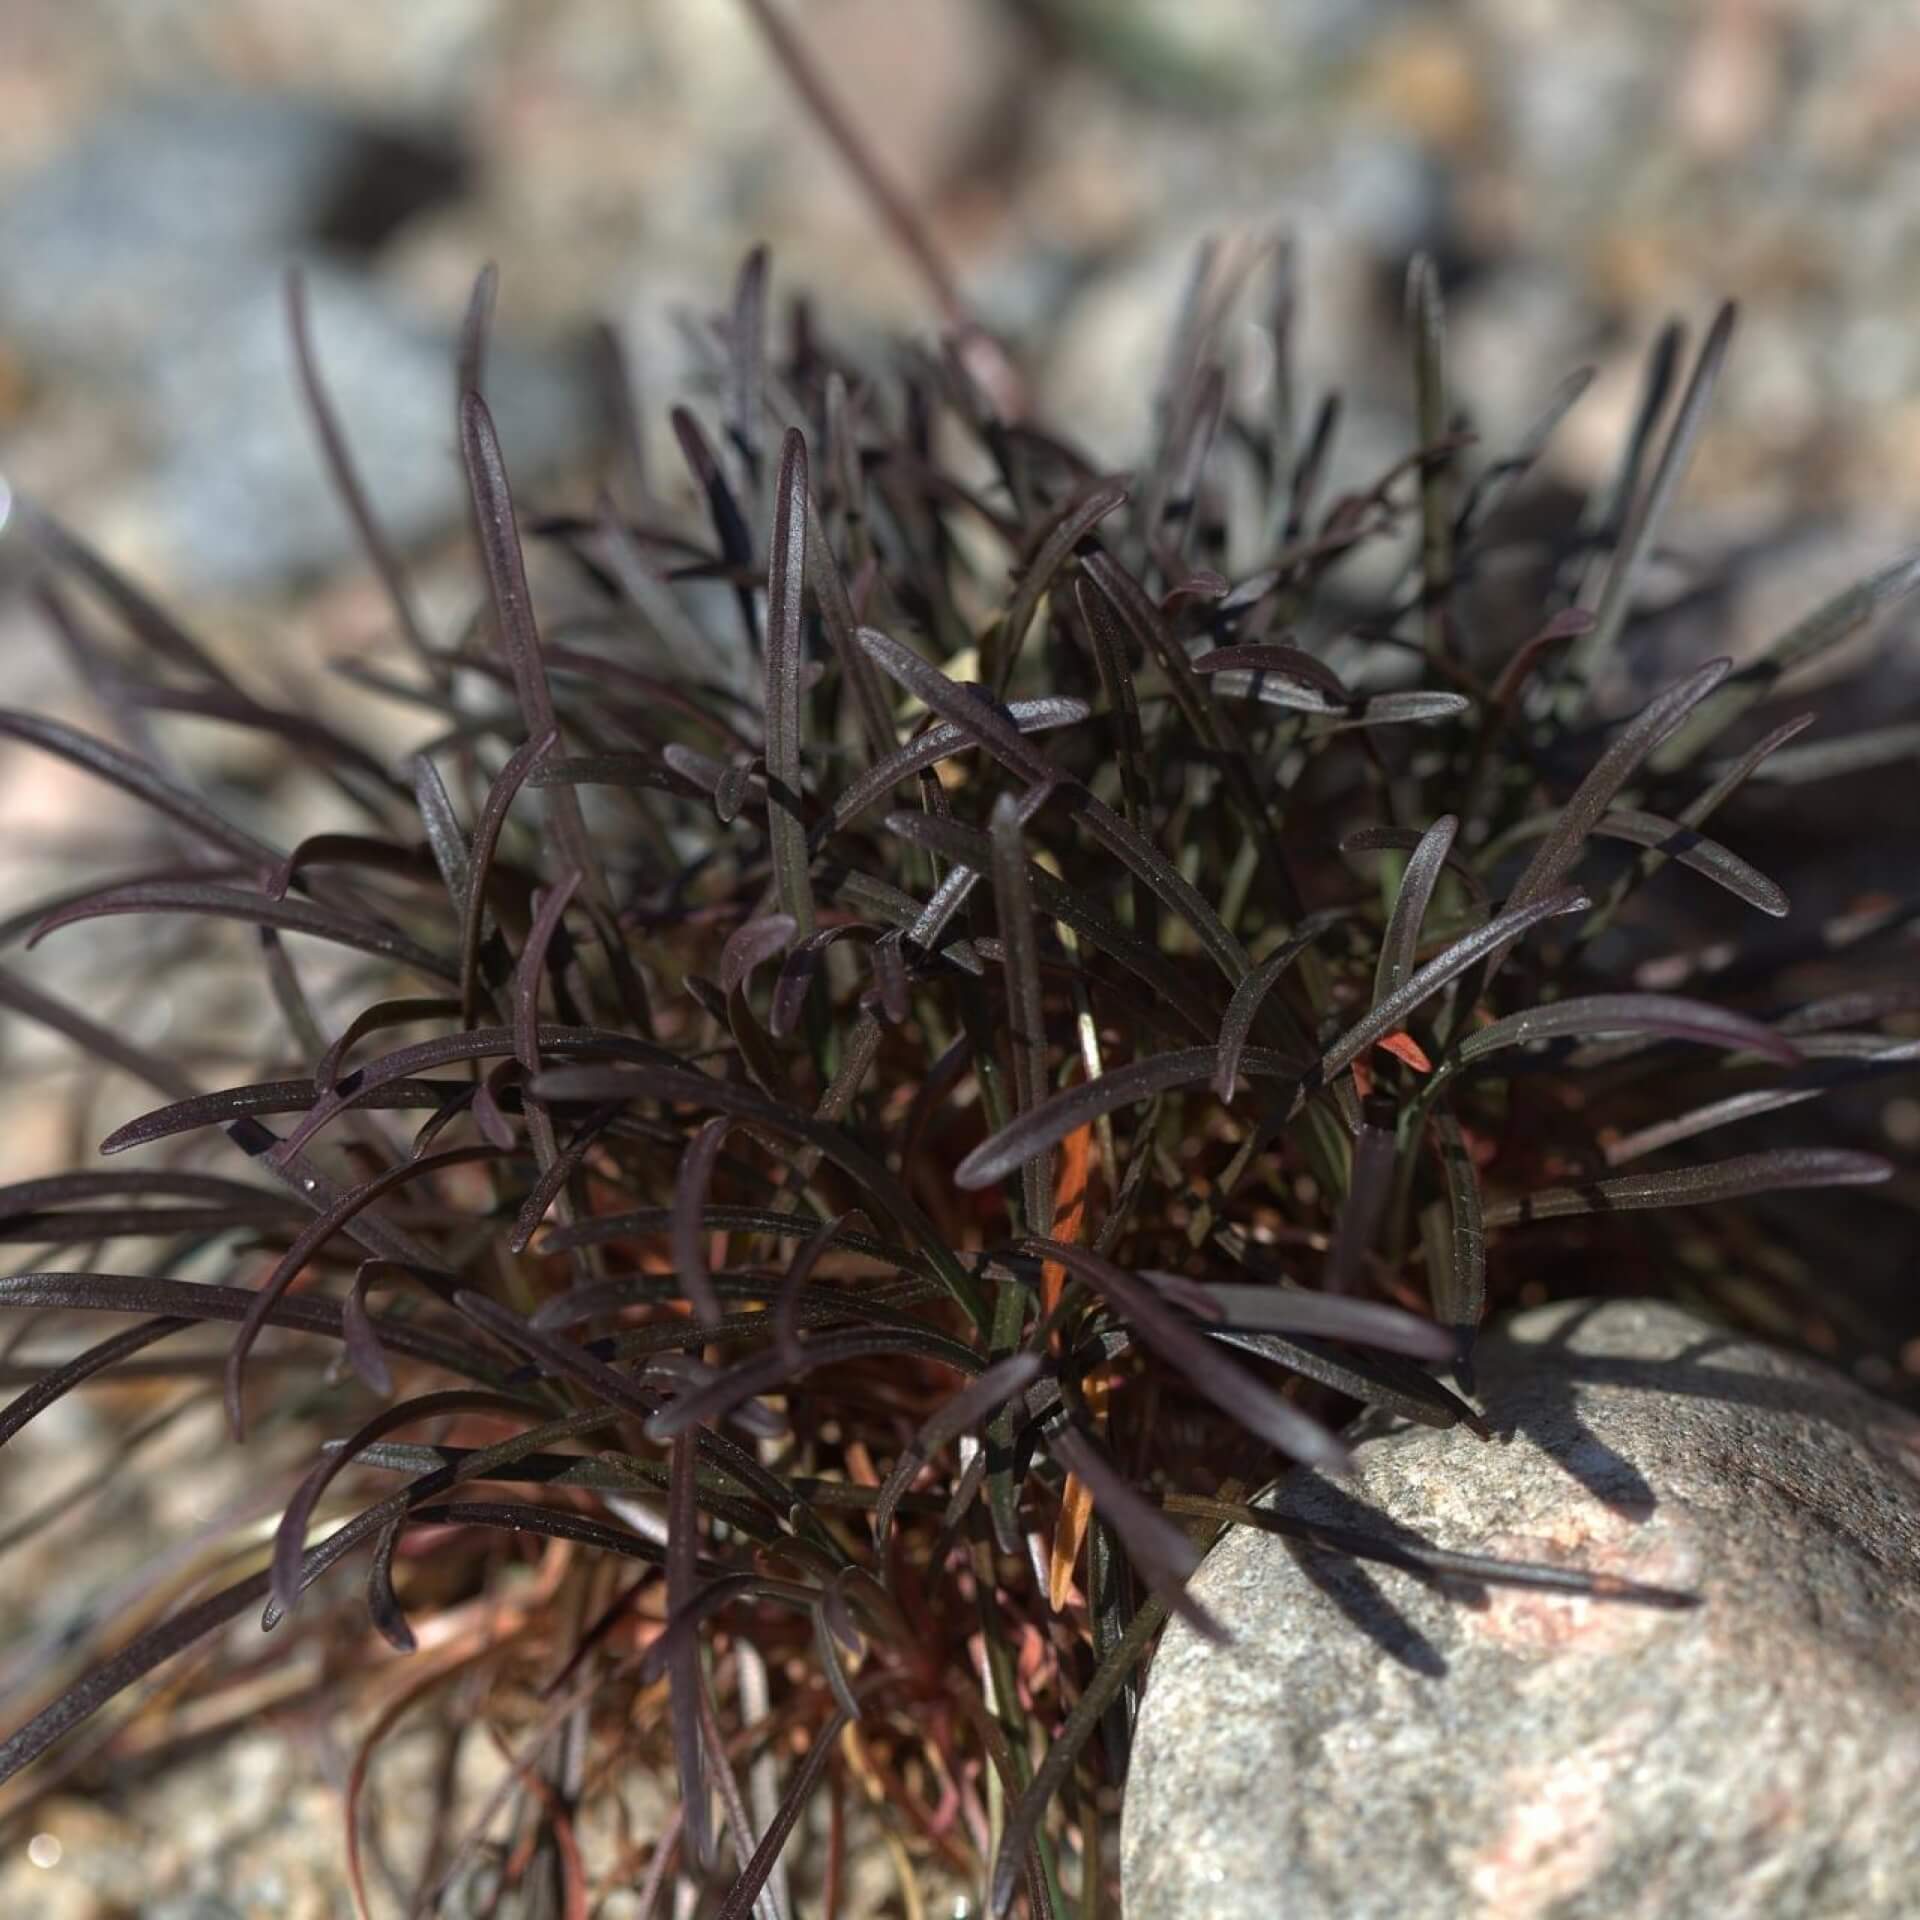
[1586,808,1788,915]
[459,728,557,1019]
[1028,1239,1350,1472]
[288,268,431,663]
[1455,992,1800,1068]
[0,1272,506,1385]
[671,1117,732,1327]
[1192,1283,1450,1358]
[1563,303,1736,714]
[28,880,457,983]
[765,428,816,933]
[1374,815,1459,1003]
[0,711,279,871]
[812,696,1087,846]
[859,622,1250,983]
[1408,253,1452,659]
[994,481,1128,694]
[100,1077,458,1154]
[1319,889,1588,1087]
[1431,1108,1486,1377]
[1214,923,1327,1100]
[530,1061,983,1325]
[667,1430,714,1870]
[1486,1147,1891,1227]
[990,791,1054,1230]
[1655,549,1920,771]
[460,389,608,905]
[1191,643,1350,704]
[1488,660,1731,984]
[988,1595,1169,1915]
[958,1043,1298,1192]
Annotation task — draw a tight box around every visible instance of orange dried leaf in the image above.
[1376,1030,1433,1072]
[1039,1121,1094,1314]
[1048,1473,1095,1610]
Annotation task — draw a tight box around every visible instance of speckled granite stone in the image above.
[1123,1298,1920,1919]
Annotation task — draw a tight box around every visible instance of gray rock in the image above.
[0,95,592,593]
[130,261,595,593]
[0,95,463,363]
[1123,1297,1920,1919]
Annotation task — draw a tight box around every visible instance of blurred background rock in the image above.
[1,4,1918,1908]
[6,0,1920,594]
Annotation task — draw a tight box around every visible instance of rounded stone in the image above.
[1122,1297,1920,1919]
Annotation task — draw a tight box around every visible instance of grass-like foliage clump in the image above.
[0,238,1913,1916]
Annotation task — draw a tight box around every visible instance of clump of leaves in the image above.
[0,235,1913,1918]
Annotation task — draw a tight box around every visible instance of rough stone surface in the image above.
[1123,1298,1920,1920]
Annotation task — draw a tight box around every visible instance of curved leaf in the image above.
[718,914,798,996]
[871,1353,1044,1548]
[1028,1239,1350,1473]
[1341,823,1488,909]
[1654,548,1920,771]
[0,1272,506,1388]
[646,1327,984,1441]
[988,1597,1169,1914]
[765,428,815,932]
[1374,814,1459,1002]
[458,728,557,1019]
[1191,1283,1450,1359]
[858,623,1250,983]
[1587,808,1787,916]
[1562,303,1736,714]
[542,1202,921,1271]
[28,881,456,984]
[671,1117,732,1327]
[270,1387,531,1619]
[512,868,583,1072]
[880,810,1214,1036]
[1486,1147,1892,1226]
[525,1063,984,1325]
[226,1145,486,1439]
[1191,643,1350,705]
[100,1077,459,1154]
[1492,659,1731,991]
[1214,921,1329,1101]
[0,711,278,870]
[995,481,1128,693]
[812,696,1088,845]
[1317,889,1588,1088]
[957,1042,1298,1191]
[268,1023,679,1161]
[1454,992,1800,1069]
